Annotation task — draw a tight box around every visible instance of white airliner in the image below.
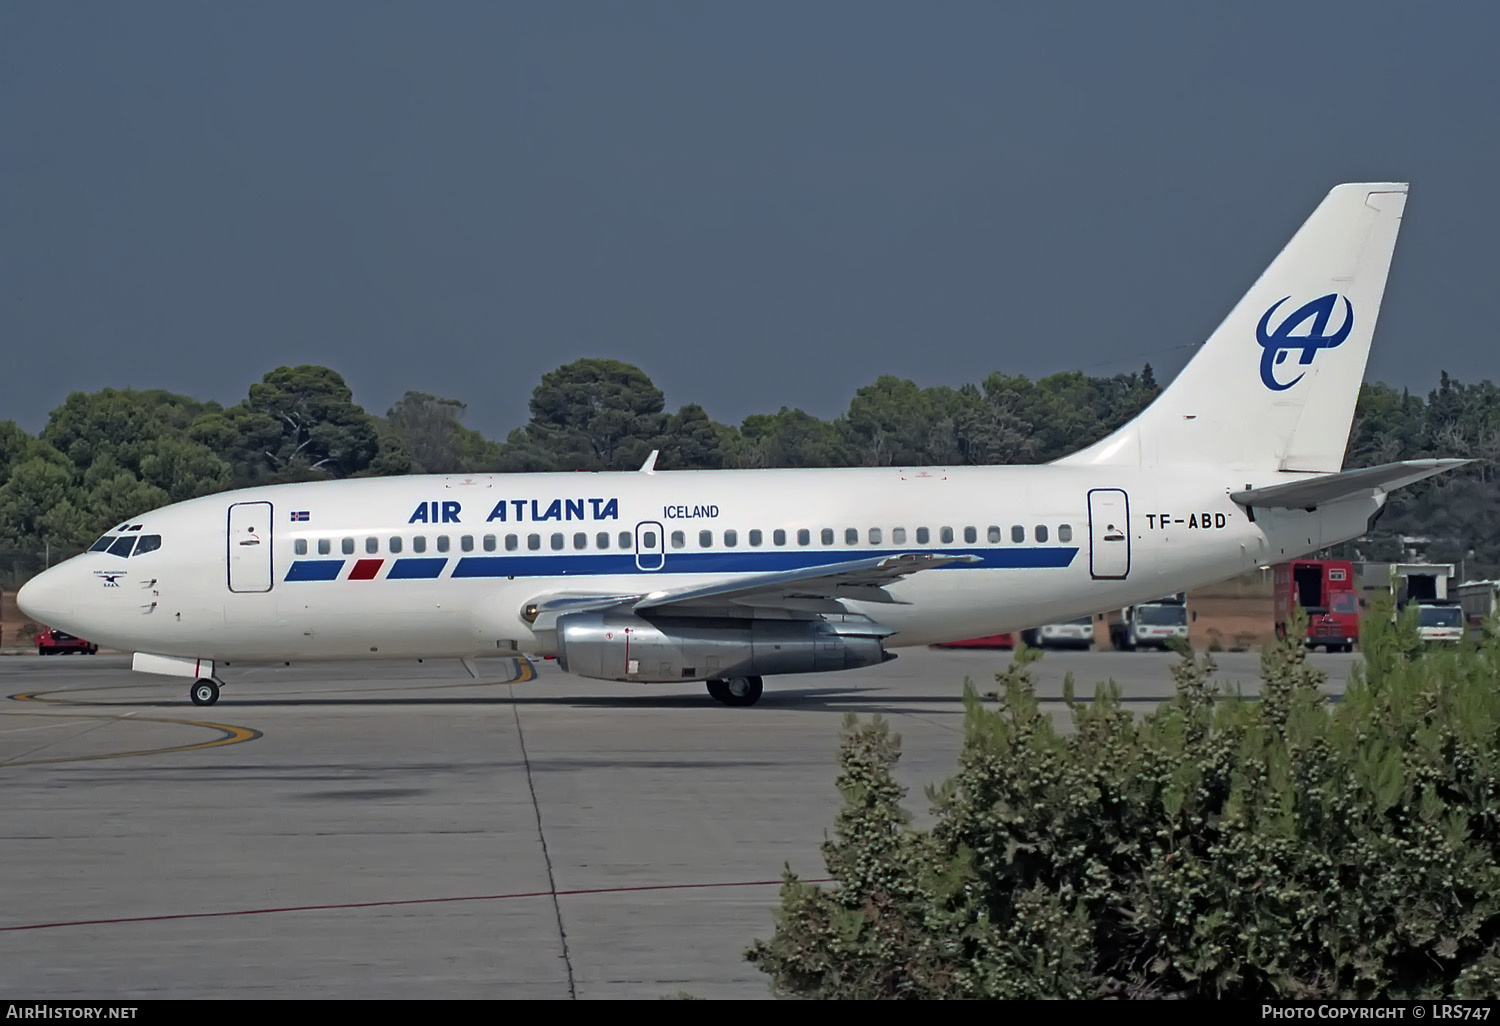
[17,182,1467,707]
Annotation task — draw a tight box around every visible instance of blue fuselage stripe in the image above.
[285,560,344,581]
[387,557,449,580]
[286,547,1077,582]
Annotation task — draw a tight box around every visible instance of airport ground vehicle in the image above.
[34,628,98,655]
[1273,559,1359,652]
[1020,616,1095,650]
[1457,579,1500,644]
[1355,562,1460,644]
[1106,594,1190,650]
[1412,600,1465,643]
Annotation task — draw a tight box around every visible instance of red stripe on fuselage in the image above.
[349,559,384,580]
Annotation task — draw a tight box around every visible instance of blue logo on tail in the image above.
[1255,293,1353,391]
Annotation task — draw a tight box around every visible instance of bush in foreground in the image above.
[744,601,1500,999]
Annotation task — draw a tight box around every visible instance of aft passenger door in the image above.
[1087,489,1130,580]
[227,501,274,592]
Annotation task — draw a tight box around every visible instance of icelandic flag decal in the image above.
[290,510,311,522]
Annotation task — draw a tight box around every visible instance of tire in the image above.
[190,679,220,706]
[715,676,763,707]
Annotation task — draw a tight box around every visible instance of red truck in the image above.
[1273,559,1359,652]
[34,628,98,655]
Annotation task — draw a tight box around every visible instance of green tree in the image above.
[41,388,222,475]
[383,391,502,474]
[747,604,1500,999]
[191,365,387,483]
[731,408,856,469]
[501,358,670,471]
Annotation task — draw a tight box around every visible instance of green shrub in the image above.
[745,598,1500,998]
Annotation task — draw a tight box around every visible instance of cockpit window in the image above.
[107,535,137,558]
[133,535,162,556]
[90,535,116,553]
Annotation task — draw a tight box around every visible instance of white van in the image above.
[1021,615,1096,650]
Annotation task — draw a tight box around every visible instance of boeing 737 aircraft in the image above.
[17,182,1467,707]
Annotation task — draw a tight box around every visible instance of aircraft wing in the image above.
[631,552,980,612]
[524,552,979,626]
[1230,459,1472,510]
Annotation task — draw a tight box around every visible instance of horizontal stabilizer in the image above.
[1230,459,1471,510]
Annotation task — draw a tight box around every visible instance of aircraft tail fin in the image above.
[1055,183,1409,473]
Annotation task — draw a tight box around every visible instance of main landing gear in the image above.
[706,675,763,707]
[191,678,221,706]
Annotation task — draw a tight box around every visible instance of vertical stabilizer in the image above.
[1056,183,1408,473]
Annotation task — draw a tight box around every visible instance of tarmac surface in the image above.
[0,645,1360,1000]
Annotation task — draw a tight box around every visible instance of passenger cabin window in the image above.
[484,535,497,552]
[550,533,565,551]
[618,531,632,549]
[987,526,1001,543]
[725,529,738,547]
[869,528,882,544]
[437,536,450,553]
[413,537,427,553]
[916,527,929,544]
[671,531,685,549]
[964,527,977,544]
[940,527,954,543]
[390,537,403,553]
[892,527,906,544]
[640,530,657,548]
[462,535,474,552]
[528,534,541,551]
[506,534,519,551]
[774,529,786,546]
[366,537,378,554]
[295,539,308,555]
[342,538,355,555]
[1035,525,1048,542]
[700,530,712,547]
[597,532,610,549]
[573,533,587,550]
[749,529,763,547]
[797,529,810,546]
[318,539,331,555]
[821,528,834,545]
[1059,524,1072,542]
[1011,525,1024,543]
[845,528,858,544]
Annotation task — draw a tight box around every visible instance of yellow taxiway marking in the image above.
[0,706,262,767]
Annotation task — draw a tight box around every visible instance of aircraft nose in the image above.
[17,565,75,627]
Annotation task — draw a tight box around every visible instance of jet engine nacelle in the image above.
[554,612,892,683]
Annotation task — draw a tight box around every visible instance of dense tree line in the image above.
[0,359,1494,586]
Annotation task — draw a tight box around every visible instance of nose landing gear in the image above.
[191,679,221,706]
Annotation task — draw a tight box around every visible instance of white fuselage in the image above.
[19,464,1380,666]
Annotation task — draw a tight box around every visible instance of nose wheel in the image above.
[191,679,220,706]
[706,675,763,707]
